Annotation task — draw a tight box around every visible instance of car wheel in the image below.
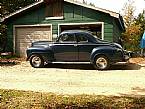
[93,55,110,70]
[30,54,44,68]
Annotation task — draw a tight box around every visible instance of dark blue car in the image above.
[26,30,130,70]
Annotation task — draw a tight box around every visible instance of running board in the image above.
[51,62,91,64]
[114,62,129,65]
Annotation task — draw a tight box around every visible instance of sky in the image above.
[84,0,145,16]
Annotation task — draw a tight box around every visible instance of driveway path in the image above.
[0,61,145,96]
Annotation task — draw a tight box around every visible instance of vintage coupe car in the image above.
[26,30,129,70]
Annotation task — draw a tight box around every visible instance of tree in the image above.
[134,11,145,35]
[121,0,144,51]
[0,0,39,51]
[0,24,7,51]
[89,2,95,7]
[122,24,143,51]
[0,0,39,16]
[82,0,87,4]
[122,0,135,27]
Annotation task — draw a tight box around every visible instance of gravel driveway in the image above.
[0,61,145,96]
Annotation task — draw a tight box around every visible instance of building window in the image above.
[45,0,63,18]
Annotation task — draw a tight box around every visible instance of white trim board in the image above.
[58,22,104,40]
[45,16,64,20]
[13,24,52,54]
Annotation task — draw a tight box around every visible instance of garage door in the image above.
[15,26,52,57]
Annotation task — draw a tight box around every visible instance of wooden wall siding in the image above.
[63,2,113,42]
[5,2,121,52]
[112,18,122,43]
[104,23,113,41]
[45,0,63,17]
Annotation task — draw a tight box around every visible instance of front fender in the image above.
[26,47,54,62]
[90,46,122,64]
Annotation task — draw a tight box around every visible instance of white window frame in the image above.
[58,22,104,40]
[45,16,64,20]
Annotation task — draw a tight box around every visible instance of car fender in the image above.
[26,46,54,62]
[90,46,116,64]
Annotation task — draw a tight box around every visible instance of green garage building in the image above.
[2,0,125,57]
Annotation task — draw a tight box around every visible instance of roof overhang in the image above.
[1,0,44,22]
[64,0,120,18]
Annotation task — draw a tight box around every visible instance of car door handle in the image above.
[74,44,77,47]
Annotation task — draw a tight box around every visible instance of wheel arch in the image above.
[27,50,54,63]
[91,53,110,64]
[90,46,114,64]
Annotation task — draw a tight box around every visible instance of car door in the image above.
[76,33,96,62]
[52,33,78,61]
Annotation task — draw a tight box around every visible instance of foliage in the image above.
[122,0,144,51]
[0,0,39,51]
[122,24,143,51]
[1,89,145,109]
[134,12,145,35]
[122,0,135,28]
[0,24,7,52]
[89,2,95,7]
[82,0,87,4]
[0,0,39,17]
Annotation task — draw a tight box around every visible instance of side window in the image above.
[76,33,88,42]
[59,33,76,42]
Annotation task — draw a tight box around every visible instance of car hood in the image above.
[31,41,54,47]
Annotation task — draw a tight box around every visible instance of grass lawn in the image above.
[0,89,145,109]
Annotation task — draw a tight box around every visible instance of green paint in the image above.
[5,2,123,52]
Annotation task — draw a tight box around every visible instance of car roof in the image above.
[60,30,91,34]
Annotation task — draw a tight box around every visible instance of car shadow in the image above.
[44,63,141,70]
[110,63,141,70]
[45,64,95,70]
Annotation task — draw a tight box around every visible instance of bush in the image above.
[0,24,7,52]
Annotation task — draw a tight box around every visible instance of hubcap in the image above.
[31,56,42,67]
[96,57,107,69]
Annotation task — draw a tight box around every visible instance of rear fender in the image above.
[90,46,115,64]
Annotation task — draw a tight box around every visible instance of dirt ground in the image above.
[1,58,145,96]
